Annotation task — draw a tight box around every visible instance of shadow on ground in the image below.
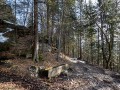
[0,71,49,90]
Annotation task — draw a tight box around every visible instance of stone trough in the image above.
[28,64,69,79]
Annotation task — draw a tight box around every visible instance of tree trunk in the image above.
[97,28,100,65]
[47,1,50,45]
[33,0,39,62]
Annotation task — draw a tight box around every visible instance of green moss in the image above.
[39,54,43,61]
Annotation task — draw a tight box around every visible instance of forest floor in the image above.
[0,35,120,90]
[0,57,120,90]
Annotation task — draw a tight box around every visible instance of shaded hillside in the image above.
[0,34,120,90]
[0,58,120,90]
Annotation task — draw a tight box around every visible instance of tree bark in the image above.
[47,1,50,45]
[97,28,100,65]
[33,0,39,62]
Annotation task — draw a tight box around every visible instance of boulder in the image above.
[48,64,69,78]
[26,54,32,59]
[28,66,39,78]
[28,64,69,78]
[39,43,52,52]
[39,64,69,78]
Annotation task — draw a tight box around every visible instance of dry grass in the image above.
[0,82,26,90]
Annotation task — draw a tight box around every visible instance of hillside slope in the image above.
[0,35,120,90]
[0,58,120,90]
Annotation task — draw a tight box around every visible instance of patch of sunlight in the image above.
[0,33,8,43]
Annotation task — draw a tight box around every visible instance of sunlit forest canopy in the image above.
[0,0,120,89]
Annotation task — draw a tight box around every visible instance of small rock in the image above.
[78,60,86,64]
[93,74,104,81]
[26,54,32,59]
[103,76,113,83]
[103,78,113,83]
[39,66,45,70]
[28,66,39,78]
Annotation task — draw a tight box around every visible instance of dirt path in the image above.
[72,62,120,90]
